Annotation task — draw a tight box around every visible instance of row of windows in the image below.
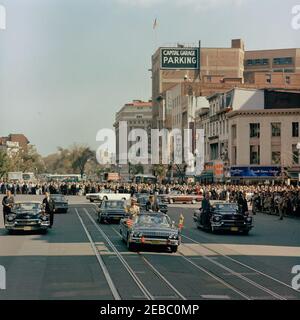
[249,145,300,165]
[248,122,299,138]
[245,57,293,66]
[204,119,228,137]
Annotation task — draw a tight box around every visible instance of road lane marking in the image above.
[75,208,121,300]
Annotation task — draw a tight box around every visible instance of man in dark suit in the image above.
[146,195,160,212]
[42,192,55,228]
[2,190,14,223]
[201,193,211,227]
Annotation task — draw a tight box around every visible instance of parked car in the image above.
[5,202,50,234]
[97,200,128,223]
[193,202,253,235]
[50,194,68,213]
[86,189,131,202]
[166,190,203,204]
[120,212,181,252]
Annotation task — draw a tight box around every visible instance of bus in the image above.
[46,174,86,183]
[133,174,157,184]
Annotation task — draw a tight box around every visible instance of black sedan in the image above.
[120,212,180,252]
[5,202,50,234]
[97,200,128,224]
[136,195,168,213]
[50,194,68,213]
[193,202,253,235]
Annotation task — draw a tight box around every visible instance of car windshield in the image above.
[100,189,112,193]
[136,214,171,227]
[215,203,238,211]
[13,203,41,211]
[102,201,124,209]
[51,195,64,200]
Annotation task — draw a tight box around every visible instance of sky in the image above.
[0,0,299,156]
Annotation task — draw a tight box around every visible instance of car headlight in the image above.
[169,233,178,239]
[213,215,222,222]
[246,217,252,223]
[6,214,16,222]
[40,215,48,221]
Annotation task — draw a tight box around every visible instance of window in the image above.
[250,145,260,165]
[210,143,219,160]
[272,151,281,165]
[250,123,260,138]
[273,57,293,65]
[232,146,237,165]
[231,125,237,140]
[292,144,300,164]
[285,76,291,84]
[246,58,269,66]
[271,123,281,137]
[292,122,299,137]
[266,74,272,83]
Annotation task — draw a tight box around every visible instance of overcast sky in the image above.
[0,0,299,155]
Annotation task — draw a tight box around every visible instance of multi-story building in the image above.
[114,100,152,175]
[0,134,29,156]
[152,39,245,129]
[195,88,300,182]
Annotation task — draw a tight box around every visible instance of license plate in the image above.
[231,227,239,232]
[24,226,32,231]
[150,240,162,244]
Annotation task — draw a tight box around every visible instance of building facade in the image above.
[114,100,152,176]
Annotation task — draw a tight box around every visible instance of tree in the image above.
[8,145,45,174]
[70,146,95,178]
[128,162,144,175]
[152,164,167,182]
[0,150,9,178]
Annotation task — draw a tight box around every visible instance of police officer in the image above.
[2,190,14,223]
[42,192,55,228]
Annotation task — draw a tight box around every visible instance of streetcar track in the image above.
[179,241,286,300]
[85,204,293,300]
[181,232,300,294]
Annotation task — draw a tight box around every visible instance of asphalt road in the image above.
[0,195,300,300]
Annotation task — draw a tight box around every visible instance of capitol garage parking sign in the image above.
[161,48,199,70]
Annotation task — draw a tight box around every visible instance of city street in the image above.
[0,196,299,300]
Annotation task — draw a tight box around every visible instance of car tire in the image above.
[40,229,48,235]
[170,246,178,253]
[90,199,94,203]
[99,216,104,224]
[7,230,14,235]
[242,230,250,235]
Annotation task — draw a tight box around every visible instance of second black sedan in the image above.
[193,202,253,235]
[50,194,69,213]
[97,200,128,224]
